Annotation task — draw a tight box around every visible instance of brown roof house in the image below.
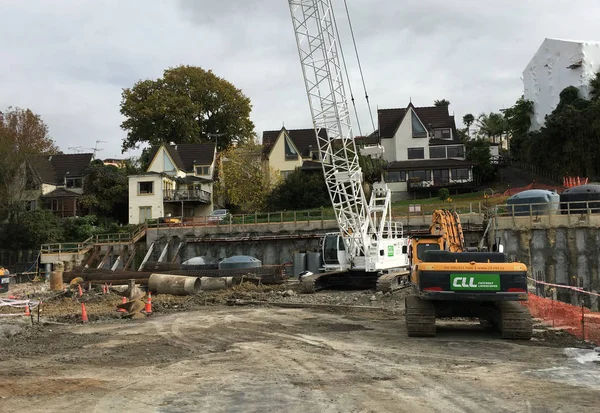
[261,127,327,179]
[368,103,474,200]
[128,143,216,224]
[22,153,94,217]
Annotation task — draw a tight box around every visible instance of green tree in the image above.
[501,96,533,160]
[590,71,600,101]
[79,160,130,223]
[434,99,450,107]
[217,141,280,213]
[267,169,329,211]
[0,107,59,221]
[0,209,63,250]
[438,188,450,202]
[465,138,495,185]
[120,65,255,152]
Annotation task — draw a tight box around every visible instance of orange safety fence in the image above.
[521,278,600,345]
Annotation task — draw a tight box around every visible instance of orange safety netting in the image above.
[502,182,563,197]
[521,290,600,345]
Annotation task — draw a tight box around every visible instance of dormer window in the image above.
[195,166,210,175]
[434,128,452,140]
[66,177,83,189]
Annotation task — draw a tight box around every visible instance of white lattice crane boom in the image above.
[289,0,408,272]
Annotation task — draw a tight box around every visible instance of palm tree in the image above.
[477,112,506,144]
[462,113,475,138]
[434,99,450,107]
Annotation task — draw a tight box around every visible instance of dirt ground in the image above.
[1,282,600,413]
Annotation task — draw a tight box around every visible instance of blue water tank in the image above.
[506,189,560,216]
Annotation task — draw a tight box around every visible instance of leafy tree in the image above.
[358,154,386,185]
[0,107,59,221]
[462,113,475,129]
[0,209,63,250]
[120,65,255,153]
[465,138,495,185]
[267,169,329,211]
[434,99,450,107]
[217,141,280,212]
[590,71,600,101]
[79,160,130,223]
[502,96,533,160]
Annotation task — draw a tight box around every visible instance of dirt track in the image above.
[1,297,599,413]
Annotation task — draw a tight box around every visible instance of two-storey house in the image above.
[23,153,93,217]
[368,103,475,200]
[128,143,216,224]
[261,127,327,179]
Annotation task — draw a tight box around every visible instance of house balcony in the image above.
[407,178,476,192]
[163,189,211,204]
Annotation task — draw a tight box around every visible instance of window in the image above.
[412,114,428,138]
[452,168,470,180]
[429,146,446,159]
[138,181,154,195]
[386,171,406,182]
[407,147,425,159]
[285,136,298,160]
[408,170,431,181]
[434,129,452,140]
[51,199,63,211]
[164,152,175,171]
[195,166,210,175]
[447,145,465,158]
[66,177,83,189]
[280,170,294,180]
[26,200,37,211]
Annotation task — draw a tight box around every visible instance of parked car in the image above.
[208,209,230,222]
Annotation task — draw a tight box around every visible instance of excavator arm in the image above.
[429,209,465,252]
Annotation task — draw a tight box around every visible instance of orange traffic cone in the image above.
[145,291,152,315]
[78,284,83,297]
[24,304,30,317]
[117,296,127,313]
[102,284,107,294]
[81,303,89,323]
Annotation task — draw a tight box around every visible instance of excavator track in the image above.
[376,271,410,293]
[405,295,436,337]
[497,301,533,340]
[298,273,318,294]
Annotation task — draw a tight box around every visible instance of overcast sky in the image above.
[1,0,599,159]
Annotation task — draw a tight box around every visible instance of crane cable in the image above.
[330,2,363,137]
[342,0,377,133]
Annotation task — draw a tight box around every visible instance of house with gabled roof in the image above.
[369,103,475,200]
[261,127,327,179]
[128,143,216,224]
[22,153,93,217]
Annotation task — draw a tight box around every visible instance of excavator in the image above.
[406,209,533,339]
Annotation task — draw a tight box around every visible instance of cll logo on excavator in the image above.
[450,274,500,291]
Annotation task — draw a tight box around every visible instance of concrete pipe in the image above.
[148,273,201,295]
[200,276,234,291]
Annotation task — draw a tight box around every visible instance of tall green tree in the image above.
[501,96,533,160]
[465,138,495,185]
[434,99,450,107]
[120,65,255,152]
[79,160,131,224]
[0,107,58,221]
[267,169,329,211]
[462,113,475,139]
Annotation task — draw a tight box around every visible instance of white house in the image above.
[524,38,600,131]
[128,143,216,224]
[364,103,475,200]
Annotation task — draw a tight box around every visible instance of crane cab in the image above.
[321,233,349,271]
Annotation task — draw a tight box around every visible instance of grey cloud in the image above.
[1,0,600,157]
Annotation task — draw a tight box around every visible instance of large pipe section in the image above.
[148,273,201,295]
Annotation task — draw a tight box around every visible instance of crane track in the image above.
[376,272,410,293]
